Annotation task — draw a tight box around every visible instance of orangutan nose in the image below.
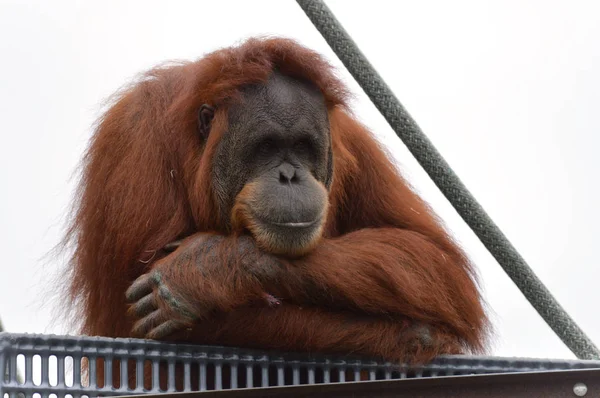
[278,163,297,184]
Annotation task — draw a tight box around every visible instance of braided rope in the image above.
[296,0,599,360]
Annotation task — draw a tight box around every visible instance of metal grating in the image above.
[2,333,600,397]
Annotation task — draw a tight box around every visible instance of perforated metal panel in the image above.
[2,333,600,397]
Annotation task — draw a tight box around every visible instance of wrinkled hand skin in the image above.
[125,233,282,340]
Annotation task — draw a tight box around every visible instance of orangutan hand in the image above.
[125,233,282,339]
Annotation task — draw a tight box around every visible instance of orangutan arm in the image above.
[269,228,485,350]
[126,232,281,338]
[127,228,484,355]
[173,305,463,364]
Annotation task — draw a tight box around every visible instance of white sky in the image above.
[0,0,599,361]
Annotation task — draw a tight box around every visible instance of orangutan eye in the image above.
[257,138,276,155]
[294,138,312,153]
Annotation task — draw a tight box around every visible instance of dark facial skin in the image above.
[212,72,332,256]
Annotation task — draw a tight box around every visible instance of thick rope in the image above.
[296,0,599,360]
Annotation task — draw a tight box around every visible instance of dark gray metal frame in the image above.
[129,368,600,398]
[2,334,600,397]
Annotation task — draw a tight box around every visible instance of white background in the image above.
[0,0,599,360]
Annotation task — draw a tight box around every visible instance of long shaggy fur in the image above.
[63,37,489,371]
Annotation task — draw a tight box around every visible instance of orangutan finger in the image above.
[132,309,164,337]
[263,293,281,307]
[147,320,187,340]
[156,284,197,320]
[126,274,154,302]
[130,293,157,317]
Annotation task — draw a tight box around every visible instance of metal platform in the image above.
[2,333,600,397]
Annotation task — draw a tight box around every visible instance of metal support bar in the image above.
[127,368,600,398]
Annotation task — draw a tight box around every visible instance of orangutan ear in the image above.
[198,104,215,139]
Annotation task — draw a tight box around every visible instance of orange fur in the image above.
[230,181,259,233]
[63,37,489,380]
